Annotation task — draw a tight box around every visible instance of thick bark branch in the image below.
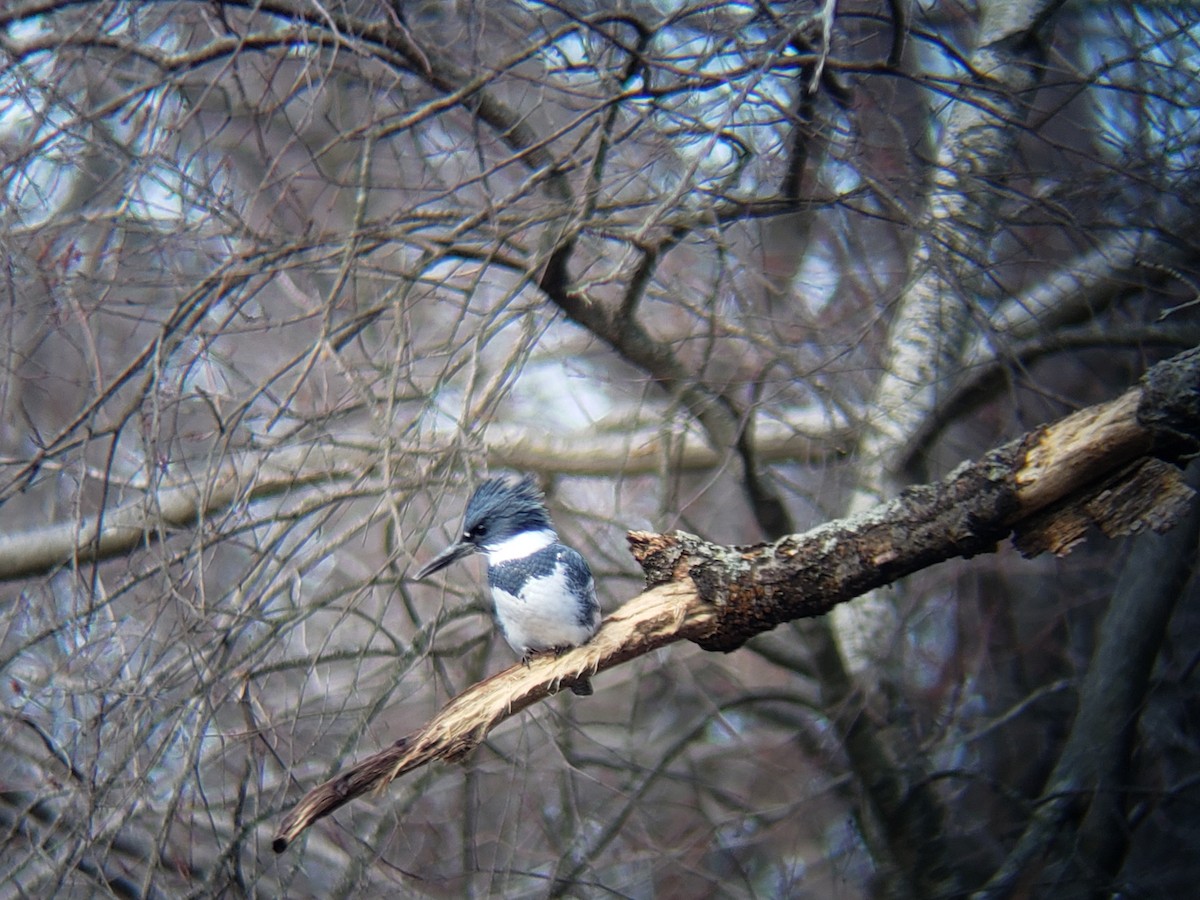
[272,345,1199,852]
[627,370,1191,652]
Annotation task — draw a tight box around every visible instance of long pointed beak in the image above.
[413,540,475,580]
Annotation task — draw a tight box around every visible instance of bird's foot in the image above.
[522,647,593,696]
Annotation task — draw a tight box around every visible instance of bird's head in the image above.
[413,475,553,579]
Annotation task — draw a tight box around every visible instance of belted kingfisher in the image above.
[413,475,601,695]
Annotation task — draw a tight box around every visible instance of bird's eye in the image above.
[467,524,486,540]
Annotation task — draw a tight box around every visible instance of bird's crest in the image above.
[462,474,553,542]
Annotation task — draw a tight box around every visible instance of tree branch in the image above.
[273,581,711,852]
[900,226,1200,473]
[272,345,1200,852]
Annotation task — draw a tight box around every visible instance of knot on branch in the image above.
[627,529,780,652]
[626,530,686,585]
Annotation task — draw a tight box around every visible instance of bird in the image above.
[412,475,601,695]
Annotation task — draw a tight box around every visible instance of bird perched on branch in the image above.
[413,475,601,695]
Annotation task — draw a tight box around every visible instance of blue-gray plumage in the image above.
[413,475,601,695]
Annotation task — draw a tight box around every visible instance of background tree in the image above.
[1,1,1198,896]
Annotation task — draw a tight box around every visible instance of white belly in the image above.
[491,572,599,655]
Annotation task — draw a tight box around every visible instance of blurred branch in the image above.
[490,419,850,475]
[0,443,374,581]
[0,418,847,582]
[904,321,1200,474]
[901,225,1200,471]
[273,345,1200,851]
[0,790,151,898]
[988,230,1198,342]
[976,460,1200,898]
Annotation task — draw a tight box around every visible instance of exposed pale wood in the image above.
[273,581,710,851]
[1015,389,1151,512]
